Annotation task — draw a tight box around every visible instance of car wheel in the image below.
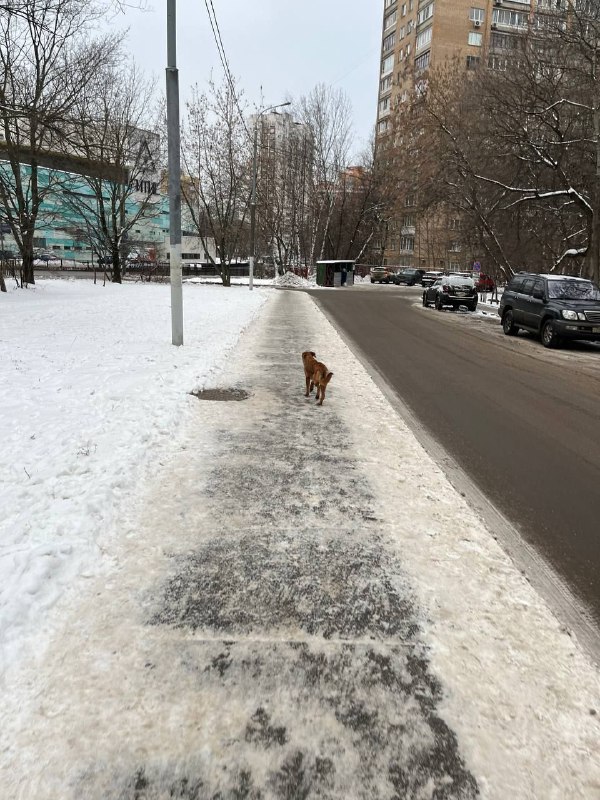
[370,279,375,283]
[502,309,519,336]
[469,301,477,312]
[422,292,428,307]
[435,295,444,311]
[541,319,561,348]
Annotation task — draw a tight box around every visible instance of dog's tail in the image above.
[324,371,333,384]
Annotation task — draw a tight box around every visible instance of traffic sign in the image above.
[473,261,481,272]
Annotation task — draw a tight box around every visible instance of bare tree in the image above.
[298,84,353,263]
[410,7,600,284]
[181,77,251,286]
[251,112,314,270]
[0,0,120,284]
[60,62,162,283]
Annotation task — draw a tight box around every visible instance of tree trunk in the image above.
[0,268,6,292]
[112,246,122,284]
[22,251,35,285]
[590,98,600,286]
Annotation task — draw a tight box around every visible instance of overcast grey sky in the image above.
[114,1,382,159]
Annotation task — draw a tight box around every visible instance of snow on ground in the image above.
[0,278,268,669]
[273,272,315,288]
[2,287,599,799]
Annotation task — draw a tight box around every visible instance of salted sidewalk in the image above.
[3,289,599,799]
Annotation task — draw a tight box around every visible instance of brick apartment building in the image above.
[374,0,563,270]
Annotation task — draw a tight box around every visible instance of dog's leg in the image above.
[319,371,332,405]
[305,373,311,397]
[315,382,320,402]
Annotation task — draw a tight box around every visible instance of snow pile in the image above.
[0,279,268,667]
[273,271,314,288]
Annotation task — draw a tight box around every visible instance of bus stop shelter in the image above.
[316,260,355,287]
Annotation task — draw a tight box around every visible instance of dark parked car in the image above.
[394,268,426,286]
[420,270,444,288]
[422,275,478,311]
[498,272,600,348]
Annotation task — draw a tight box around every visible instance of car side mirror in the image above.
[533,288,544,300]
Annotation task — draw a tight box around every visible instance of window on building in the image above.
[409,0,413,10]
[533,12,566,31]
[468,31,483,46]
[379,96,391,116]
[400,236,415,252]
[405,195,415,207]
[449,241,461,252]
[403,214,415,227]
[384,0,396,8]
[449,218,461,230]
[400,24,405,38]
[378,119,390,134]
[488,54,508,70]
[381,54,394,75]
[384,10,397,29]
[401,3,406,15]
[406,43,411,57]
[380,75,393,93]
[415,51,431,71]
[490,32,521,50]
[492,8,529,27]
[416,26,432,50]
[383,31,396,51]
[407,19,414,33]
[469,7,484,22]
[466,55,480,69]
[418,2,434,25]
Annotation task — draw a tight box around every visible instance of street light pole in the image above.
[249,119,259,292]
[248,101,291,291]
[166,0,183,345]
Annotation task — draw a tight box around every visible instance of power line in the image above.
[203,0,251,141]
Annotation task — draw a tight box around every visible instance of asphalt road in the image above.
[310,284,600,626]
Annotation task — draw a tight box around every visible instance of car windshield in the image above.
[547,279,600,301]
[447,276,473,286]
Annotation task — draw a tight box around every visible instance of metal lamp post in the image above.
[166,0,183,345]
[249,101,291,291]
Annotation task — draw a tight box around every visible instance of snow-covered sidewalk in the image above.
[1,284,599,799]
[0,279,267,669]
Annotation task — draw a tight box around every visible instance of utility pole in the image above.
[249,120,258,291]
[248,101,291,290]
[166,0,183,345]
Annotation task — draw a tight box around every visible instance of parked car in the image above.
[498,272,600,348]
[394,268,426,286]
[474,272,495,292]
[370,266,393,284]
[420,270,444,287]
[422,274,478,311]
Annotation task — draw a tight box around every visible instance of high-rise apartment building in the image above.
[375,0,563,269]
[248,111,313,266]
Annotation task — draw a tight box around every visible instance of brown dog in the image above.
[302,351,318,397]
[302,351,333,406]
